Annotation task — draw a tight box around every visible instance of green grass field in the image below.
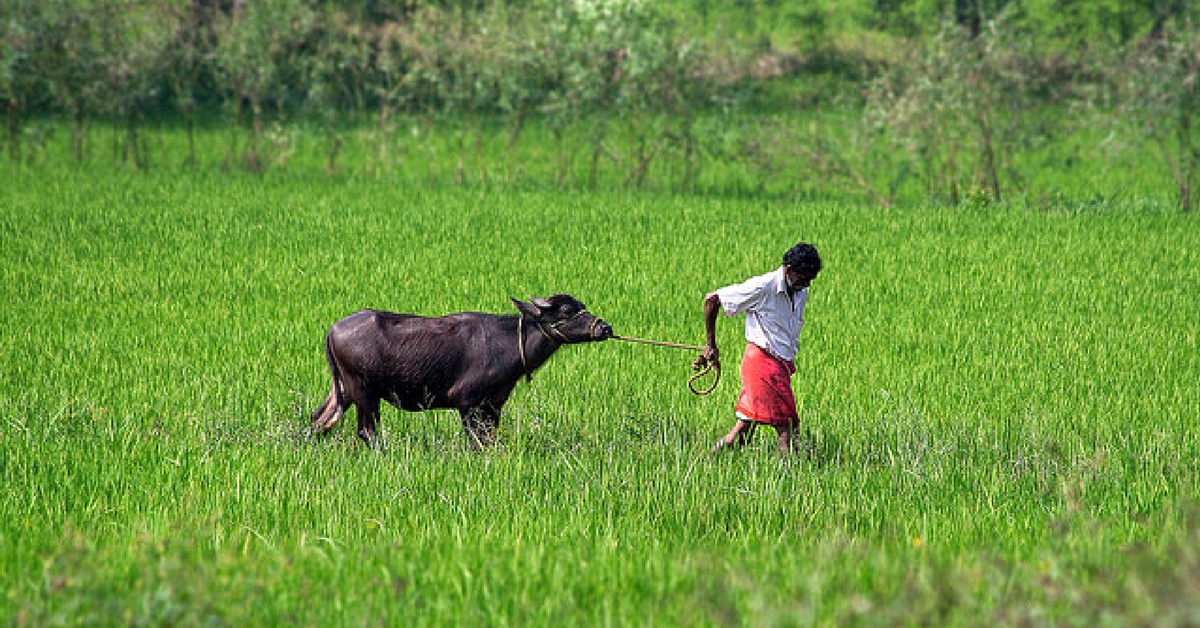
[3,158,1199,626]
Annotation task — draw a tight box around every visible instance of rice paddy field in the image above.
[2,158,1199,626]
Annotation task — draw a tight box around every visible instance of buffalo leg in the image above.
[355,397,382,447]
[311,384,344,434]
[460,405,499,449]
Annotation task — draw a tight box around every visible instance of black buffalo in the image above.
[311,294,613,447]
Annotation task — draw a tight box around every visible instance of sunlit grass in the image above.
[2,160,1198,625]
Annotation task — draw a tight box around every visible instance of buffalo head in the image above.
[511,294,613,343]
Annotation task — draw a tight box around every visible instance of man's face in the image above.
[785,267,818,292]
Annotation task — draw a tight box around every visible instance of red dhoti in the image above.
[734,343,799,427]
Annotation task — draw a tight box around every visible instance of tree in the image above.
[867,16,1042,205]
[485,3,552,183]
[0,1,47,161]
[159,0,222,167]
[538,0,709,189]
[214,0,310,171]
[33,0,109,162]
[305,7,370,173]
[97,0,169,170]
[1115,18,1200,211]
[365,20,407,179]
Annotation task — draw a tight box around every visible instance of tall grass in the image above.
[2,161,1198,625]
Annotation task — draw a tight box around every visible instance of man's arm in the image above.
[702,291,722,366]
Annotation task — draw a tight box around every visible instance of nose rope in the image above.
[610,334,721,396]
[540,309,602,344]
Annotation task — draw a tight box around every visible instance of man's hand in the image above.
[697,344,719,370]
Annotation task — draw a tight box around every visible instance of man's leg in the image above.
[713,418,758,451]
[774,424,793,454]
[774,418,801,454]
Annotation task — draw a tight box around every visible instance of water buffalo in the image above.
[311,293,613,447]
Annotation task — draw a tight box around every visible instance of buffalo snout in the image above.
[593,319,614,340]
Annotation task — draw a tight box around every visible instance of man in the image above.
[701,242,822,453]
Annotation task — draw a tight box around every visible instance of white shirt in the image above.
[715,266,808,362]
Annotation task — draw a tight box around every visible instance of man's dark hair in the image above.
[783,242,822,274]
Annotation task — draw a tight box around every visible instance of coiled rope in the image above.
[611,335,721,395]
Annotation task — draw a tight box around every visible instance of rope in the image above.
[611,335,721,396]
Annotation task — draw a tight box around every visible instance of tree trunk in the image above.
[976,108,1001,203]
[325,135,342,174]
[246,98,263,172]
[1181,105,1196,213]
[185,115,196,167]
[6,101,20,162]
[504,106,526,183]
[72,110,86,163]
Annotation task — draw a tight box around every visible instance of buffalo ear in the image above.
[511,297,541,318]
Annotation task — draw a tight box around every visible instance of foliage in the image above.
[1018,0,1196,48]
[212,0,319,171]
[304,6,372,173]
[0,0,47,161]
[1111,18,1200,212]
[865,15,1047,206]
[0,0,1194,210]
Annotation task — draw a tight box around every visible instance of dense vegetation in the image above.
[3,0,1198,208]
